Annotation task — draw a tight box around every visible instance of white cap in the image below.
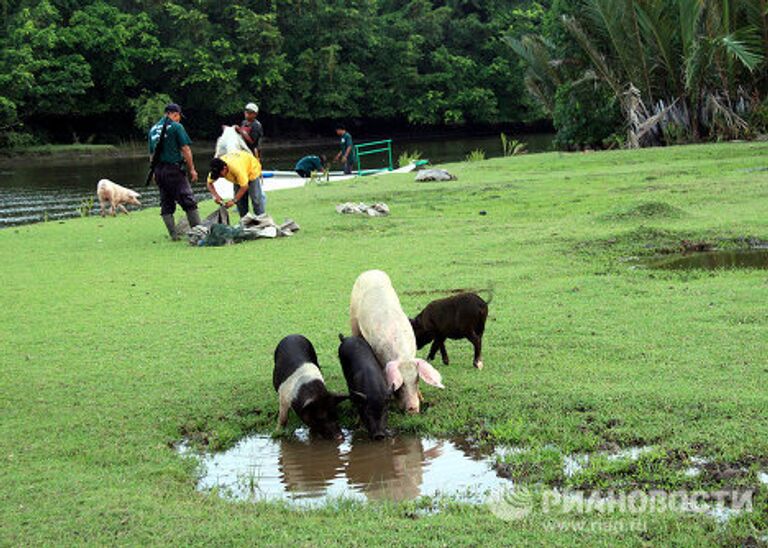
[244,102,259,113]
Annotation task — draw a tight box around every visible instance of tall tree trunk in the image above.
[688,95,701,141]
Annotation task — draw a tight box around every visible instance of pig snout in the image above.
[315,422,343,441]
[362,411,389,440]
[400,394,420,414]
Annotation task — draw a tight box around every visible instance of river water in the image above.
[0,132,552,226]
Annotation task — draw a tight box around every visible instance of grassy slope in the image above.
[0,144,119,157]
[1,143,767,545]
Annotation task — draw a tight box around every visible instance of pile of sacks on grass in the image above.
[180,208,300,246]
[414,169,456,182]
[335,202,390,216]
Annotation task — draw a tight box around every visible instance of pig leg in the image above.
[438,341,449,366]
[428,337,449,365]
[99,200,107,217]
[117,204,129,215]
[277,396,290,428]
[468,331,483,369]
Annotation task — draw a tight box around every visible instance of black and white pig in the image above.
[338,334,391,440]
[410,292,489,369]
[273,334,347,440]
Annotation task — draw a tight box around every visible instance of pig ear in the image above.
[416,359,444,389]
[384,360,404,391]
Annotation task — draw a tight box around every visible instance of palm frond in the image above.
[679,0,704,60]
[721,27,765,70]
[562,14,622,96]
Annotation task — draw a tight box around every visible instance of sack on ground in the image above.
[415,169,456,182]
[189,211,300,246]
[335,202,390,216]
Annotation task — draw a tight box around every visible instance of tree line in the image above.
[3,0,767,150]
[0,0,547,147]
[511,0,768,149]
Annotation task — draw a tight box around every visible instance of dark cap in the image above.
[164,103,182,114]
[209,157,227,180]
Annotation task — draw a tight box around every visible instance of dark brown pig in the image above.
[410,292,489,369]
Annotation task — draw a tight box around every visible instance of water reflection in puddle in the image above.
[645,250,768,270]
[177,435,768,524]
[179,431,508,505]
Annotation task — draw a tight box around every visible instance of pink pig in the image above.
[96,179,141,217]
[350,270,444,414]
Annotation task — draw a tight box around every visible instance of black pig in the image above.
[338,334,391,440]
[410,292,489,369]
[273,334,347,440]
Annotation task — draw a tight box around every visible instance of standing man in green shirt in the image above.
[334,123,355,175]
[148,103,201,240]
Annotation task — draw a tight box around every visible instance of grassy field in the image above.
[1,143,120,155]
[1,142,767,545]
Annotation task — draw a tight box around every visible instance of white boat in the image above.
[213,127,427,195]
[261,161,427,193]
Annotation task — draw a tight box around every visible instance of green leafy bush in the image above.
[1,131,38,149]
[552,83,622,151]
[465,149,486,162]
[398,150,422,167]
[131,93,173,133]
[500,133,527,156]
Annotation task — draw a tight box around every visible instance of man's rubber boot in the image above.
[162,214,180,241]
[186,208,201,228]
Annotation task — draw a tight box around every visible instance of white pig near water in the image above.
[350,270,444,414]
[96,179,141,216]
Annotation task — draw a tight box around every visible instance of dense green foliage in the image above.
[2,143,768,544]
[551,80,621,149]
[0,0,548,145]
[511,0,768,148]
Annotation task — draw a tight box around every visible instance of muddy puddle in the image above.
[178,431,507,506]
[177,435,766,523]
[644,249,768,270]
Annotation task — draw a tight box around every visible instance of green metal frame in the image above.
[354,139,393,176]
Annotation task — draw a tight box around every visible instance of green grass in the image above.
[2,143,119,155]
[2,142,768,545]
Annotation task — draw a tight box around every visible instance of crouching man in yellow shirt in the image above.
[206,150,265,216]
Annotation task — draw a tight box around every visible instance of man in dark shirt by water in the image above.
[148,103,200,240]
[236,102,263,159]
[334,123,355,174]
